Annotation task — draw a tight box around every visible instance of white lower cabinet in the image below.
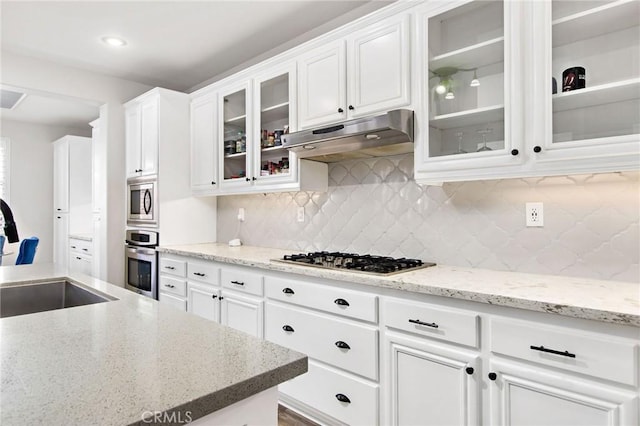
[159,292,187,311]
[385,331,480,426]
[188,282,221,322]
[221,290,264,338]
[488,359,638,426]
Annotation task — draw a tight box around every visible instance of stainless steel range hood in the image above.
[281,109,413,163]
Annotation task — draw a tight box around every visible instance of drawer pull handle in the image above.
[82,248,88,252]
[530,345,576,358]
[408,319,439,328]
[335,341,351,350]
[282,325,294,332]
[76,256,82,260]
[211,294,218,299]
[334,298,349,307]
[165,266,176,270]
[71,246,77,249]
[488,372,497,381]
[193,272,206,277]
[465,367,474,375]
[282,287,295,294]
[231,280,244,286]
[164,284,175,288]
[335,393,351,404]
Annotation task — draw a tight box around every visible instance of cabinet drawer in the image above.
[187,261,220,286]
[221,267,263,296]
[266,302,378,380]
[159,276,186,297]
[384,298,479,348]
[265,276,378,323]
[159,292,186,311]
[69,238,92,255]
[159,257,186,277]
[279,360,378,426]
[490,318,638,386]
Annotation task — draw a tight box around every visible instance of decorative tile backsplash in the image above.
[217,154,639,283]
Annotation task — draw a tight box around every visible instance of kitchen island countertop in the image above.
[157,243,640,327]
[0,263,307,425]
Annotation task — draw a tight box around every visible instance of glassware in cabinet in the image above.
[257,72,291,178]
[222,88,248,181]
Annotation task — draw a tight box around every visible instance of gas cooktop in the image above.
[274,251,435,276]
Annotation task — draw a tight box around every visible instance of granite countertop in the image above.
[68,233,93,242]
[157,243,640,327]
[0,264,307,426]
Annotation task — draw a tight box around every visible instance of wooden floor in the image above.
[278,404,319,426]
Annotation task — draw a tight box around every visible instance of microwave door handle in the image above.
[143,189,152,215]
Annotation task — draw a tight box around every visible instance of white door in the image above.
[191,95,218,193]
[489,359,638,426]
[220,291,264,338]
[385,331,480,426]
[347,14,411,118]
[139,98,159,176]
[53,213,69,267]
[297,40,347,129]
[125,106,142,177]
[187,282,221,322]
[53,139,69,213]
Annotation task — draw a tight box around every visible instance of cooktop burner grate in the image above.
[274,251,435,275]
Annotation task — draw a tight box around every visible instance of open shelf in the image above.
[553,78,640,112]
[553,0,639,47]
[430,37,504,71]
[430,104,504,130]
[260,102,289,124]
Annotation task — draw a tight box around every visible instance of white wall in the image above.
[1,51,152,284]
[0,119,90,265]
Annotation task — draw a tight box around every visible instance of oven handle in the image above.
[143,189,152,215]
[126,246,156,256]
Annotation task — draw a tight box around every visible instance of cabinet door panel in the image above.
[125,107,141,177]
[221,292,263,338]
[348,14,411,117]
[298,40,346,129]
[140,99,159,176]
[191,96,218,192]
[53,213,69,267]
[53,140,69,212]
[188,283,220,323]
[386,332,480,426]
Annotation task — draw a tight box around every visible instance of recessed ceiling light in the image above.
[101,36,127,47]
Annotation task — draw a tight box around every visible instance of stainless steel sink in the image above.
[0,281,114,318]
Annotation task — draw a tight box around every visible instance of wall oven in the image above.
[127,175,158,227]
[124,229,158,299]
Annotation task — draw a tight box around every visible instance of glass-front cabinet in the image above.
[533,0,640,174]
[414,0,525,182]
[219,81,251,191]
[252,64,298,188]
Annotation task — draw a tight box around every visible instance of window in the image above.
[0,137,10,202]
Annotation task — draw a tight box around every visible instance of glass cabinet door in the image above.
[426,0,508,160]
[221,84,250,186]
[549,0,639,147]
[255,70,293,181]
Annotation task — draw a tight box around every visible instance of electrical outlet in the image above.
[526,202,544,227]
[237,208,245,222]
[297,207,305,223]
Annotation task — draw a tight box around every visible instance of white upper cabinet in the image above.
[191,93,218,194]
[414,0,639,184]
[125,95,159,178]
[53,139,69,213]
[414,0,525,183]
[531,0,640,175]
[298,13,411,129]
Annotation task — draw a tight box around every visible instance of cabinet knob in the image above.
[334,298,350,307]
[282,288,295,294]
[57,208,61,211]
[245,177,251,182]
[348,105,354,110]
[212,294,218,299]
[466,367,474,375]
[211,181,216,185]
[219,296,224,300]
[335,341,351,350]
[533,146,542,153]
[511,149,519,156]
[282,325,294,332]
[57,216,61,219]
[335,393,351,404]
[337,108,344,113]
[488,372,497,381]
[252,177,257,181]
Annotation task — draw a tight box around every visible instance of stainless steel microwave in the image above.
[127,175,157,227]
